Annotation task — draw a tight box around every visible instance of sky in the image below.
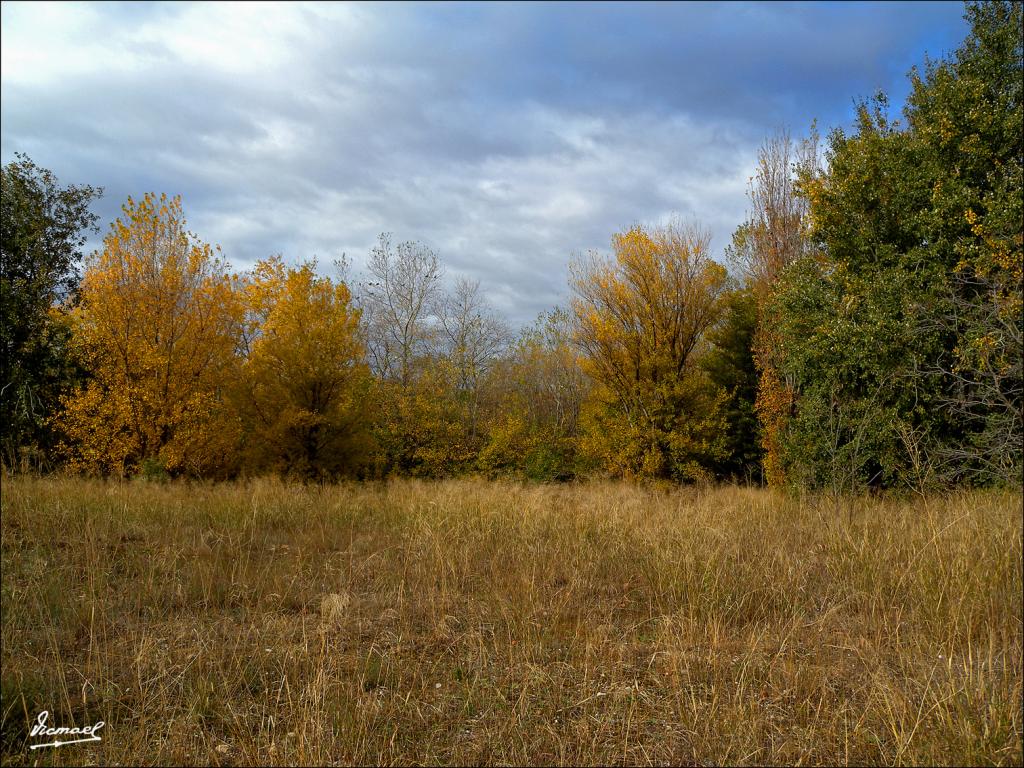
[1,1,970,327]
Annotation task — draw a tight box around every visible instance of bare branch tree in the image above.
[729,127,819,292]
[504,307,588,438]
[359,233,442,387]
[929,269,1023,486]
[437,277,509,437]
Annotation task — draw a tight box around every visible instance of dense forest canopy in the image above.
[1,1,1020,490]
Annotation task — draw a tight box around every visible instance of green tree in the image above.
[0,154,101,467]
[907,0,1023,484]
[772,1,1022,490]
[701,287,763,483]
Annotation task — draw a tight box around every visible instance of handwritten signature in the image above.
[29,710,104,750]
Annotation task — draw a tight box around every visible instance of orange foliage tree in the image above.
[235,257,372,479]
[59,194,241,477]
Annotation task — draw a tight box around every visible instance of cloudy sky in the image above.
[2,1,969,327]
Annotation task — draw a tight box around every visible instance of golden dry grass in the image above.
[1,476,1021,766]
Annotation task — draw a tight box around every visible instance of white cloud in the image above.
[1,1,969,327]
[1,3,132,86]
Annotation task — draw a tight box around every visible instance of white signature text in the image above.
[29,710,104,750]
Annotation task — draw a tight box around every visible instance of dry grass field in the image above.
[0,476,1021,766]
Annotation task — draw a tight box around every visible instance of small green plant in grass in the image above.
[139,457,170,482]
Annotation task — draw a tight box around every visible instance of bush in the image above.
[139,457,170,482]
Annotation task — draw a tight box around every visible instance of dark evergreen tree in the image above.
[1,155,102,468]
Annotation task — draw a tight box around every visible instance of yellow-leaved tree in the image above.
[236,257,372,479]
[478,308,588,480]
[570,221,729,481]
[59,193,241,477]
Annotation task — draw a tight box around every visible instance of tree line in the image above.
[2,1,1020,490]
